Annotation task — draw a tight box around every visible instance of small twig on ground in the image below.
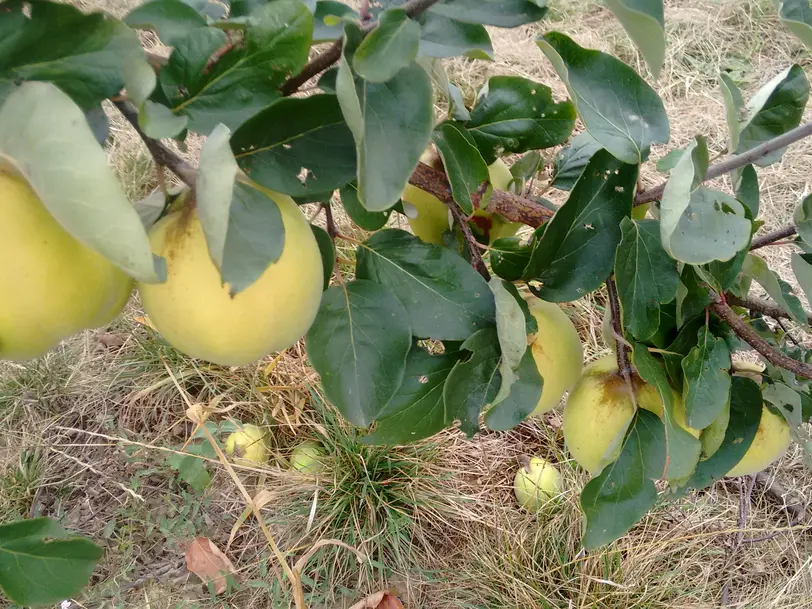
[750,226,798,250]
[710,298,812,380]
[635,120,812,205]
[754,471,808,524]
[725,293,812,325]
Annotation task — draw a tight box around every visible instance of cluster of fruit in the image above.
[225,424,326,474]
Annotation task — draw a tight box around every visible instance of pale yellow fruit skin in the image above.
[563,355,699,474]
[404,158,519,244]
[225,424,267,466]
[290,440,326,474]
[514,457,563,511]
[527,300,584,415]
[0,172,132,360]
[726,404,791,477]
[138,188,323,366]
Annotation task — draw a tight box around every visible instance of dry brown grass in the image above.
[2,0,812,607]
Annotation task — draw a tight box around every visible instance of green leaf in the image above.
[124,0,207,46]
[443,328,502,436]
[605,0,665,79]
[337,27,434,211]
[742,254,807,324]
[196,126,285,295]
[615,218,679,341]
[490,236,532,281]
[314,1,358,42]
[466,76,575,164]
[677,376,762,493]
[736,65,809,166]
[356,229,496,340]
[794,193,812,246]
[306,280,412,427]
[681,328,732,430]
[232,95,357,197]
[663,316,704,386]
[719,72,744,152]
[634,345,702,481]
[704,247,748,293]
[363,345,461,444]
[734,164,759,218]
[310,225,334,290]
[510,151,542,181]
[160,2,313,134]
[550,131,603,191]
[166,448,211,491]
[139,100,189,139]
[656,148,685,173]
[485,346,543,430]
[0,517,103,606]
[489,278,527,402]
[778,0,812,50]
[448,82,471,121]
[0,3,146,110]
[353,8,421,83]
[0,82,162,283]
[417,13,493,59]
[660,136,751,264]
[791,252,812,309]
[581,409,664,549]
[340,183,393,230]
[432,122,489,215]
[429,0,548,28]
[525,149,639,302]
[537,32,669,164]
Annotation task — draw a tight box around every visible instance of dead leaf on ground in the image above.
[185,537,238,594]
[349,590,405,609]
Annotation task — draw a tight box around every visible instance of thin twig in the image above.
[112,100,197,187]
[710,298,812,380]
[606,276,633,384]
[750,226,798,250]
[447,198,491,280]
[280,0,443,96]
[725,293,812,325]
[635,120,812,205]
[754,471,807,524]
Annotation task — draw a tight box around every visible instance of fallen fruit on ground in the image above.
[138,185,323,366]
[290,440,326,474]
[527,299,584,415]
[514,456,563,511]
[0,171,132,361]
[403,156,519,244]
[225,424,267,466]
[726,404,791,477]
[563,355,699,474]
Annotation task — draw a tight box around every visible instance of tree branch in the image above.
[606,275,633,382]
[635,120,812,205]
[447,197,491,280]
[112,100,197,187]
[280,0,443,96]
[725,293,812,325]
[710,299,812,380]
[750,226,798,250]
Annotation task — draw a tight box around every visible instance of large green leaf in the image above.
[363,345,461,444]
[306,280,412,427]
[231,95,356,197]
[337,26,434,211]
[340,183,393,230]
[466,76,575,164]
[719,72,745,152]
[660,136,751,265]
[432,122,489,215]
[634,345,702,481]
[429,0,548,28]
[681,328,732,430]
[353,8,421,83]
[525,150,639,302]
[537,32,669,164]
[356,229,496,340]
[489,237,533,281]
[615,218,679,341]
[581,409,664,549]
[734,164,760,218]
[0,82,162,283]
[742,254,807,324]
[0,517,102,606]
[605,0,665,79]
[550,131,603,191]
[124,0,207,46]
[736,65,809,166]
[160,1,313,134]
[417,13,493,59]
[778,1,812,49]
[484,346,542,430]
[0,2,145,110]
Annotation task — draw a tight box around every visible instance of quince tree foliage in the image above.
[4,0,812,603]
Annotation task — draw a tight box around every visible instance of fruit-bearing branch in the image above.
[725,293,812,326]
[606,275,633,381]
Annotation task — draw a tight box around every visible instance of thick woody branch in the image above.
[710,299,812,380]
[750,226,798,250]
[280,0,442,96]
[635,120,812,205]
[725,293,812,326]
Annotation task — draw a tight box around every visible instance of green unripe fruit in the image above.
[290,440,326,474]
[225,424,267,466]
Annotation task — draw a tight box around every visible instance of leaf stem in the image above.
[635,120,812,205]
